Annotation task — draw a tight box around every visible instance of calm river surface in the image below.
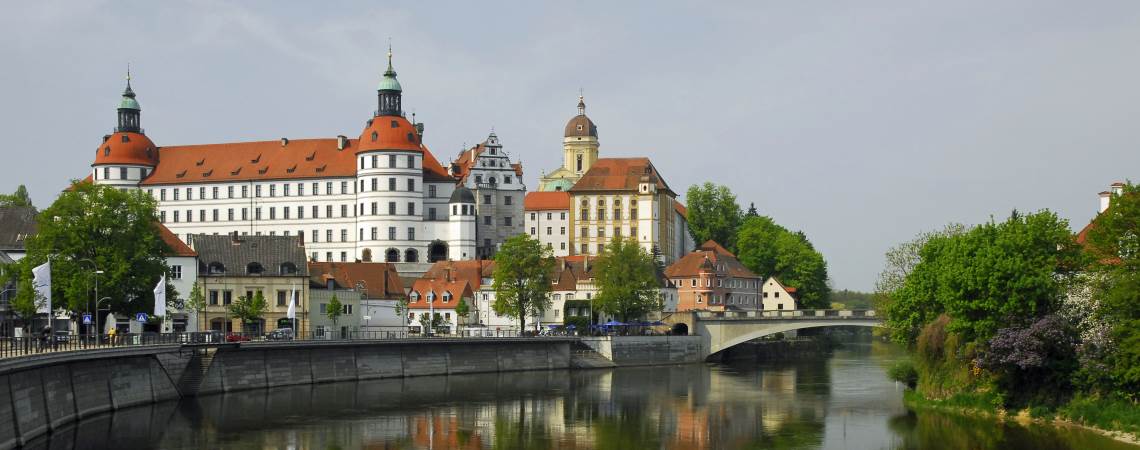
[42,341,1135,449]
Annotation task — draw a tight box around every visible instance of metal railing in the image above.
[694,309,879,320]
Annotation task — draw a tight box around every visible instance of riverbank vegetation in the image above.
[879,183,1140,439]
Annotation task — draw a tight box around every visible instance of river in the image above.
[39,340,1135,449]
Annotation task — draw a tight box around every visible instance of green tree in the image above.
[229,291,268,333]
[184,282,206,332]
[592,237,662,323]
[876,224,966,342]
[492,234,555,332]
[417,312,444,334]
[455,297,470,334]
[326,294,343,325]
[394,296,410,328]
[736,216,831,308]
[1082,182,1140,397]
[685,182,743,251]
[0,185,33,208]
[14,182,171,315]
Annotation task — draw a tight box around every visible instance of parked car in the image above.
[225,333,251,343]
[266,328,294,341]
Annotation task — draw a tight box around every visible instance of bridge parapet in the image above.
[694,309,877,321]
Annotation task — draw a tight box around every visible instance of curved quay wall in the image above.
[0,338,574,448]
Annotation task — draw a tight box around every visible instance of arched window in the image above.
[207,262,226,275]
[405,248,419,263]
[385,248,400,263]
[279,262,297,275]
[247,262,265,275]
[361,248,373,262]
[428,241,448,262]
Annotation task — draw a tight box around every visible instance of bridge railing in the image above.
[694,309,877,320]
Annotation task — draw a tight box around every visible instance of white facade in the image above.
[525,208,570,257]
[165,254,199,332]
[761,277,798,311]
[455,133,527,259]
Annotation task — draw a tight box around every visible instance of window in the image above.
[297,206,304,219]
[504,196,512,205]
[560,227,566,235]
[209,290,219,305]
[475,175,482,184]
[223,290,233,305]
[388,155,396,168]
[341,204,348,217]
[530,227,536,235]
[268,207,275,220]
[505,175,512,184]
[581,227,588,237]
[312,205,319,218]
[212,209,219,221]
[428,208,437,221]
[371,178,378,191]
[407,178,415,192]
[504,217,512,226]
[212,187,219,199]
[389,202,396,215]
[269,185,276,197]
[483,195,491,204]
[484,216,492,225]
[561,212,566,220]
[530,213,536,221]
[614,209,621,220]
[326,205,333,218]
[160,211,166,222]
[312,182,319,195]
[372,203,378,215]
[312,252,318,261]
[299,183,306,196]
[631,207,638,219]
[408,227,415,241]
[241,208,248,220]
[283,184,290,197]
[326,230,333,242]
[255,185,262,197]
[597,208,605,220]
[560,242,566,250]
[160,189,167,201]
[631,227,638,238]
[407,155,415,168]
[546,213,552,220]
[170,265,182,280]
[389,178,396,191]
[326,251,333,262]
[241,185,248,198]
[173,189,180,201]
[312,230,319,243]
[341,229,348,242]
[597,227,605,238]
[102,167,109,180]
[371,227,378,240]
[283,207,290,219]
[429,185,437,198]
[227,186,234,198]
[341,181,348,194]
[326,182,333,195]
[200,210,206,222]
[277,291,287,306]
[371,155,378,168]
[388,227,396,240]
[255,208,262,220]
[580,243,588,254]
[341,252,347,262]
[186,210,193,222]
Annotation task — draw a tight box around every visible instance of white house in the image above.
[761,277,799,311]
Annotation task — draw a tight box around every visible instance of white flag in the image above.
[32,261,51,314]
[287,285,297,320]
[153,275,166,317]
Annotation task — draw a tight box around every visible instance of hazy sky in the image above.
[3,1,1139,291]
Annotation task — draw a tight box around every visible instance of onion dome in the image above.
[119,84,140,110]
[357,115,422,152]
[449,185,475,204]
[94,132,158,166]
[564,95,598,138]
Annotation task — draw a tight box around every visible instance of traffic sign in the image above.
[82,313,92,325]
[136,312,148,322]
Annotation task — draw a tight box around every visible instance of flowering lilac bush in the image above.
[977,315,1078,405]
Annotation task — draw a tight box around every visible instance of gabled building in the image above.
[0,206,36,262]
[156,222,198,332]
[761,277,799,311]
[524,191,571,257]
[449,132,526,259]
[308,261,405,335]
[193,234,309,334]
[408,269,477,334]
[665,240,761,311]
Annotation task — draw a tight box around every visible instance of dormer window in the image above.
[247,262,265,275]
[104,147,110,156]
[279,262,297,275]
[410,291,420,302]
[391,120,399,128]
[121,135,130,143]
[208,262,226,275]
[372,131,378,142]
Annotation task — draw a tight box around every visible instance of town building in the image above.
[530,97,691,264]
[87,52,523,265]
[524,191,571,256]
[407,262,480,335]
[0,206,36,262]
[665,240,761,311]
[448,132,526,259]
[308,261,406,335]
[156,222,198,332]
[192,234,309,334]
[1077,181,1127,245]
[760,277,799,311]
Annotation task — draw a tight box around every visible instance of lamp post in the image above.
[77,259,103,344]
[96,296,111,342]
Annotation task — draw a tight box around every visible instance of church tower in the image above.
[538,95,600,192]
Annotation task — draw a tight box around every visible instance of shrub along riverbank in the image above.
[877,183,1140,443]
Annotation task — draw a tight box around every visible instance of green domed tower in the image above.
[376,46,403,116]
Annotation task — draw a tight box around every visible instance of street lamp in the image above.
[77,259,103,343]
[96,296,111,342]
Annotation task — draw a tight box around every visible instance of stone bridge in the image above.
[691,310,883,358]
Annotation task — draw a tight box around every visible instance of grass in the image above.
[1058,395,1140,436]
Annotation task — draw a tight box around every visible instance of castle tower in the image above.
[92,70,158,188]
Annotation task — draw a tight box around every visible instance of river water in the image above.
[44,341,1135,449]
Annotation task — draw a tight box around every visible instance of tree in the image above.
[876,224,966,342]
[326,294,343,325]
[14,182,171,315]
[492,234,555,332]
[185,282,206,332]
[736,216,831,308]
[455,297,470,334]
[394,296,410,328]
[685,183,743,251]
[418,312,444,334]
[229,291,268,333]
[875,224,966,299]
[0,185,32,208]
[592,237,662,323]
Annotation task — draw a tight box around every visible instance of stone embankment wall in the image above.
[0,338,573,448]
[707,338,835,363]
[578,336,704,366]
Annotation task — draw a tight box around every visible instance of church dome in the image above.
[357,115,422,153]
[449,186,475,204]
[94,132,158,166]
[564,95,597,138]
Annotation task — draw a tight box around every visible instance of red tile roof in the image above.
[93,132,158,167]
[308,261,405,299]
[408,278,474,309]
[155,222,196,257]
[524,191,570,211]
[569,157,673,194]
[356,115,422,152]
[665,240,755,278]
[448,142,525,184]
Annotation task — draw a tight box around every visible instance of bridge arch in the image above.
[690,310,884,359]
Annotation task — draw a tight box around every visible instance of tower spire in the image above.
[116,66,142,133]
[577,91,586,116]
[376,41,403,116]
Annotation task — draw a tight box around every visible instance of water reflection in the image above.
[33,341,1136,449]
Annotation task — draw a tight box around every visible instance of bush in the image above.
[1059,395,1140,435]
[917,315,952,362]
[889,360,919,389]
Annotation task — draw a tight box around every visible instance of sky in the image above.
[2,1,1139,291]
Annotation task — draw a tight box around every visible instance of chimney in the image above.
[445,267,451,282]
[337,135,347,150]
[1099,191,1112,214]
[281,137,289,147]
[415,122,424,137]
[1111,182,1125,196]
